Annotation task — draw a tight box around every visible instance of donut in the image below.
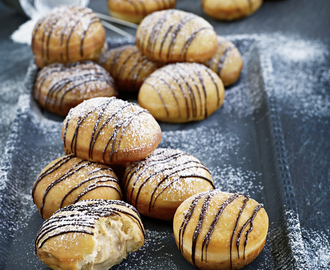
[35,199,145,270]
[201,0,263,21]
[62,97,162,164]
[123,148,215,221]
[135,9,218,63]
[107,0,176,23]
[31,5,106,68]
[173,190,268,270]
[101,45,162,92]
[33,61,117,116]
[32,154,123,219]
[204,36,243,86]
[138,62,225,123]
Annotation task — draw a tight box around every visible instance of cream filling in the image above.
[78,217,134,270]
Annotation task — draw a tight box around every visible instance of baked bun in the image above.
[123,148,215,221]
[204,36,243,86]
[32,154,122,219]
[173,190,268,270]
[136,9,218,63]
[138,62,225,123]
[107,0,176,23]
[101,45,161,92]
[201,0,263,21]
[62,97,162,164]
[34,61,117,116]
[31,5,106,68]
[35,199,145,270]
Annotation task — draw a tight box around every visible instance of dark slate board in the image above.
[0,37,307,269]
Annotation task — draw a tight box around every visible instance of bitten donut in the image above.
[173,190,269,270]
[107,0,176,23]
[32,154,122,219]
[34,61,117,116]
[35,200,145,270]
[204,36,243,86]
[138,62,225,123]
[201,0,263,21]
[101,45,161,92]
[31,5,106,68]
[123,148,215,221]
[62,97,162,164]
[136,9,218,63]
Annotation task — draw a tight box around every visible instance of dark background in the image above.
[0,0,329,268]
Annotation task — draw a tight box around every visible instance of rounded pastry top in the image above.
[138,62,225,123]
[34,61,117,116]
[107,0,176,23]
[123,148,214,220]
[136,9,218,63]
[31,5,106,68]
[62,97,162,164]
[173,190,269,270]
[204,36,243,87]
[32,154,122,219]
[201,0,263,21]
[101,45,162,92]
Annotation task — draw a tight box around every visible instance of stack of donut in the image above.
[30,4,268,270]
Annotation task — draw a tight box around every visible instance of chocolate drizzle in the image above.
[63,97,150,163]
[177,191,264,269]
[31,6,102,63]
[237,203,264,260]
[205,38,236,77]
[122,0,146,16]
[137,9,214,62]
[217,45,235,75]
[103,45,158,91]
[230,195,249,268]
[124,148,214,211]
[143,63,222,120]
[35,200,144,252]
[34,61,116,115]
[32,155,122,219]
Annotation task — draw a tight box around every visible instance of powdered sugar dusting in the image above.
[277,38,327,63]
[113,227,178,270]
[1,33,328,268]
[160,124,262,197]
[303,227,330,268]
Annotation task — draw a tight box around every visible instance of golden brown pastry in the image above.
[34,61,117,116]
[107,0,176,23]
[62,97,162,164]
[138,62,225,123]
[173,190,269,270]
[123,148,215,221]
[31,5,106,68]
[101,45,161,92]
[201,0,263,21]
[136,9,218,63]
[35,199,145,270]
[204,36,243,86]
[32,154,122,219]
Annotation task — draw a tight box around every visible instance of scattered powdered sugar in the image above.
[253,33,330,120]
[212,165,262,196]
[302,227,330,269]
[1,33,329,268]
[113,227,178,270]
[276,38,327,63]
[160,125,263,197]
[11,17,39,46]
[160,124,241,162]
